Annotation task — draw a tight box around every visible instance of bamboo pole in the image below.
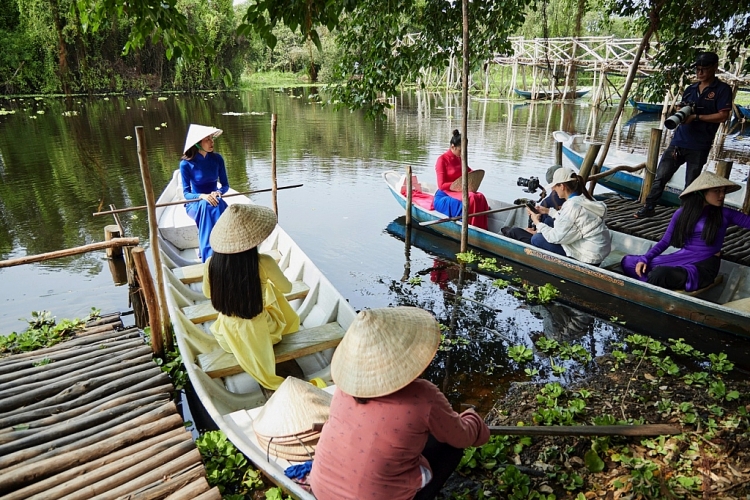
[135,126,172,351]
[121,463,205,500]
[124,246,148,328]
[162,477,212,500]
[640,128,662,204]
[715,160,733,179]
[1,428,189,500]
[192,488,222,500]
[460,0,470,252]
[489,423,679,437]
[132,247,164,357]
[0,238,139,269]
[421,205,525,227]
[271,113,278,216]
[588,162,646,181]
[579,143,602,181]
[405,165,413,227]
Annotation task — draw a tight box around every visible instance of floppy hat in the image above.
[209,204,277,254]
[183,124,223,154]
[692,52,719,68]
[548,166,576,189]
[450,169,485,192]
[546,164,562,184]
[331,307,441,398]
[680,171,741,198]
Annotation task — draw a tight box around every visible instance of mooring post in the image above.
[271,113,278,216]
[104,225,123,258]
[555,140,563,166]
[123,246,148,328]
[579,143,601,182]
[132,247,164,357]
[405,165,413,227]
[715,160,733,179]
[640,128,662,204]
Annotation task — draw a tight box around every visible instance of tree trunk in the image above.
[48,0,70,95]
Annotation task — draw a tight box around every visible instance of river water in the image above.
[2,89,749,410]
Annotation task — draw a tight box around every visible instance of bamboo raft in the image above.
[604,197,750,266]
[0,312,220,500]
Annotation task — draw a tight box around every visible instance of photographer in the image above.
[634,51,732,219]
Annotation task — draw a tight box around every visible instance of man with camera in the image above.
[634,51,733,219]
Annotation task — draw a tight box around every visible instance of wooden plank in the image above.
[173,251,284,284]
[182,281,310,324]
[197,322,345,378]
[723,297,750,313]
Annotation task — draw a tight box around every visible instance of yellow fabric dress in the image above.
[203,253,301,390]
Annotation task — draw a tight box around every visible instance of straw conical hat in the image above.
[331,307,440,398]
[252,377,332,438]
[183,124,223,154]
[450,170,485,192]
[209,204,277,254]
[680,171,741,198]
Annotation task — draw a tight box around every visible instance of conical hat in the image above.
[331,307,440,398]
[209,204,277,254]
[680,171,741,198]
[183,124,223,154]
[450,170,485,192]
[252,377,332,438]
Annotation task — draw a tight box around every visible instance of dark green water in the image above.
[2,90,748,410]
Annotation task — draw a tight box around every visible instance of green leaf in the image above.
[584,449,605,472]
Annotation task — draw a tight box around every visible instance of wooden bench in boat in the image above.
[182,281,311,324]
[197,322,345,378]
[172,249,283,284]
[723,297,750,313]
[675,275,723,297]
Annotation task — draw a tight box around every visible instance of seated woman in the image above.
[309,307,489,500]
[180,124,229,262]
[527,167,611,265]
[202,204,300,390]
[433,129,491,229]
[621,171,750,291]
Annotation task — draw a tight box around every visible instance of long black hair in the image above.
[561,174,595,201]
[208,247,264,319]
[450,129,461,147]
[670,192,723,248]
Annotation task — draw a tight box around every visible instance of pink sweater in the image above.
[309,379,490,500]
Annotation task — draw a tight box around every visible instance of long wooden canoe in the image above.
[384,170,750,337]
[553,130,748,210]
[156,171,356,498]
[628,98,663,113]
[514,88,590,100]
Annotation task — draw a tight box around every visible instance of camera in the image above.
[664,104,695,130]
[517,176,540,193]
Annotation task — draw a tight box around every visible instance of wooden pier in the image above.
[0,313,220,500]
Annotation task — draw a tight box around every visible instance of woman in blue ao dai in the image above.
[180,124,229,262]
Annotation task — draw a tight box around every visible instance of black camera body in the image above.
[517,176,540,193]
[664,103,695,130]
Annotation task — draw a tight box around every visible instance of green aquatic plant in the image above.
[0,310,97,355]
[456,250,479,264]
[197,431,264,496]
[508,344,533,363]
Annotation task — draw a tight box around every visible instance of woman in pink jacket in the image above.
[309,307,490,500]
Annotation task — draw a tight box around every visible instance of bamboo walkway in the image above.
[605,197,750,266]
[0,313,220,500]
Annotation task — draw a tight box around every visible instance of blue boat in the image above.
[514,88,589,100]
[628,98,662,113]
[383,170,750,336]
[737,105,750,119]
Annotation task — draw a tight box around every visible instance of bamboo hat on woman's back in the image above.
[209,204,277,254]
[183,124,223,154]
[331,307,440,398]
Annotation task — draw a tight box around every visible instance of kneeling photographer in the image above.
[634,51,732,219]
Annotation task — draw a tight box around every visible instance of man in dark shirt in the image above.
[635,51,733,218]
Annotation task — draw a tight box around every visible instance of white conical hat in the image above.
[331,307,440,398]
[252,377,332,438]
[680,171,741,198]
[209,204,277,254]
[183,124,223,154]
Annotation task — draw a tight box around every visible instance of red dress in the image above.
[434,150,490,229]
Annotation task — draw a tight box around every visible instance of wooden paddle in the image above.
[489,424,680,437]
[93,184,303,216]
[420,204,525,227]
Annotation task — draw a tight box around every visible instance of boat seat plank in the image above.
[173,250,283,284]
[675,275,723,297]
[197,322,345,378]
[722,297,750,313]
[182,281,311,324]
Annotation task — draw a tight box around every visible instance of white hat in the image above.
[680,171,741,198]
[548,166,577,189]
[253,377,332,437]
[183,124,223,154]
[331,307,440,398]
[209,204,277,254]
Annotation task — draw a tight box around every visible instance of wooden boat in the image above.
[156,170,357,498]
[514,88,590,100]
[384,170,750,337]
[737,105,750,120]
[553,130,748,209]
[628,98,662,113]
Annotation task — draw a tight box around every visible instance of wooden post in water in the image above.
[104,225,123,258]
[123,246,148,328]
[132,247,164,357]
[715,160,733,179]
[135,126,172,351]
[271,114,278,216]
[405,165,413,227]
[555,140,563,166]
[460,0,470,252]
[579,143,601,182]
[640,128,662,204]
